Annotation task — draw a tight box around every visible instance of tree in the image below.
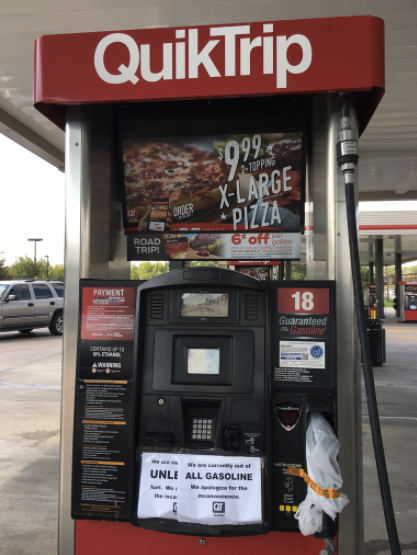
[404,263,417,277]
[8,256,64,281]
[190,261,220,268]
[291,265,306,281]
[48,265,65,281]
[131,262,167,281]
[361,266,370,288]
[0,253,9,280]
[8,256,36,279]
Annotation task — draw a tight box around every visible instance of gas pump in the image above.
[133,268,269,535]
[33,13,386,555]
[71,269,340,551]
[364,285,377,317]
[396,281,417,322]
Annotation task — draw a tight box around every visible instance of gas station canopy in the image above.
[0,1,416,202]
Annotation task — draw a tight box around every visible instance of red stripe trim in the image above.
[359,225,417,230]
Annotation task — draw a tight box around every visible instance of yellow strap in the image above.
[286,466,341,499]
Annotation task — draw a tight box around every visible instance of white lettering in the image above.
[283,166,292,191]
[263,24,274,75]
[258,173,269,197]
[248,176,259,201]
[141,43,172,82]
[240,36,262,76]
[176,42,186,79]
[220,184,229,209]
[94,33,139,84]
[260,202,270,227]
[189,29,220,78]
[270,200,281,225]
[236,180,246,204]
[271,169,281,194]
[276,34,312,88]
[250,205,259,229]
[211,26,250,76]
[233,208,242,230]
[93,27,313,91]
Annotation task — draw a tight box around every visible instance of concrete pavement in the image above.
[0,309,416,554]
[363,308,417,555]
[0,330,62,555]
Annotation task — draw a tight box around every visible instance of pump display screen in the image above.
[187,349,220,375]
[181,293,228,317]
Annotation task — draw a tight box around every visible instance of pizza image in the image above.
[123,140,233,225]
[150,210,168,220]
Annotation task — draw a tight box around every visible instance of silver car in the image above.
[0,280,64,336]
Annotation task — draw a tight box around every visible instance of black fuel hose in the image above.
[345,181,401,555]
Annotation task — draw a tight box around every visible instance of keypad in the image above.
[191,417,214,441]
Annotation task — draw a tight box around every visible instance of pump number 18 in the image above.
[291,291,314,311]
[278,288,329,315]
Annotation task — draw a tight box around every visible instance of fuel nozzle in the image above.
[336,93,359,184]
[319,537,337,555]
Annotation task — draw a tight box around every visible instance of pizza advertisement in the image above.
[120,132,305,234]
[127,232,301,261]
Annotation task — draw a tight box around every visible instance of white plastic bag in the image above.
[294,412,349,536]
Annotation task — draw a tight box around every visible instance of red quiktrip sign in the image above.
[34,16,384,130]
[278,288,329,314]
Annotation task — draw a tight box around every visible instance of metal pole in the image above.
[395,236,402,286]
[279,262,285,280]
[28,238,43,280]
[34,241,37,280]
[375,238,384,319]
[394,254,402,284]
[306,94,363,555]
[369,242,374,285]
[285,260,291,280]
[369,261,374,286]
[46,256,49,279]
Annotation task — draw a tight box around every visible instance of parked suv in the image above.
[0,280,64,336]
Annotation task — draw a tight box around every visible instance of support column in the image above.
[375,238,384,319]
[369,242,374,285]
[59,105,131,555]
[285,260,291,280]
[369,261,374,285]
[395,238,402,318]
[279,262,285,280]
[395,237,402,285]
[307,93,363,555]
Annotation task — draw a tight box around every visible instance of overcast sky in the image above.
[0,134,65,266]
[0,134,416,268]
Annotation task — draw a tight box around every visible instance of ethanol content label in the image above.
[279,341,325,369]
[138,453,262,525]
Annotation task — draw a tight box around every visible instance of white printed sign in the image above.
[177,454,262,525]
[138,453,262,525]
[279,340,325,368]
[225,233,301,260]
[137,453,179,520]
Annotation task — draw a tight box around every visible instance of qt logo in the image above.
[127,209,137,218]
[213,502,225,514]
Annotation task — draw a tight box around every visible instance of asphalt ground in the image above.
[363,308,417,555]
[0,310,416,555]
[0,329,61,555]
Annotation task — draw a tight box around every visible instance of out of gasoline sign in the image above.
[138,453,263,525]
